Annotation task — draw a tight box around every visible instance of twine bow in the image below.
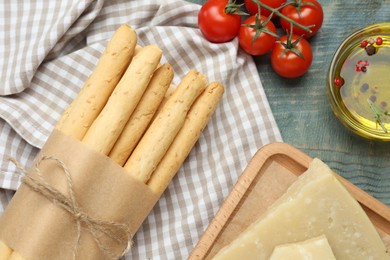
[10,155,133,260]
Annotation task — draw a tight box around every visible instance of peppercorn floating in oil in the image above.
[332,36,390,134]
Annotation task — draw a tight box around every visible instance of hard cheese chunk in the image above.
[269,235,336,260]
[213,158,389,260]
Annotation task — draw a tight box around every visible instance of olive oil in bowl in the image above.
[327,23,390,141]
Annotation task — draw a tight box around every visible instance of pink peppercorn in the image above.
[360,40,368,48]
[376,37,383,45]
[334,77,344,87]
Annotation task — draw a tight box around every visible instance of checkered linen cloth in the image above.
[0,0,281,258]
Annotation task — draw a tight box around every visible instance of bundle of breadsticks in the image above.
[0,24,224,260]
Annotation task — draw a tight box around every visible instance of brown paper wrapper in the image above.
[0,129,160,260]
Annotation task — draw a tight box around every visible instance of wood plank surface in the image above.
[187,0,390,207]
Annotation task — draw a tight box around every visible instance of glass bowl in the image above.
[327,23,390,141]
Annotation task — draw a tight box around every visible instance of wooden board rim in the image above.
[189,142,390,259]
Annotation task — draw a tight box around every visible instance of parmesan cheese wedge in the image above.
[213,158,389,260]
[269,235,336,260]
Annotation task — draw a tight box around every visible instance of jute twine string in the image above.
[9,155,133,260]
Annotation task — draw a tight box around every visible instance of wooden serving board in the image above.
[189,142,390,259]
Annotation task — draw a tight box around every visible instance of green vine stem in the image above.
[251,0,314,34]
[225,1,248,15]
[368,99,389,133]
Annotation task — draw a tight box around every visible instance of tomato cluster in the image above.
[197,0,324,78]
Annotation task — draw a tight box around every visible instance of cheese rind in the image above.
[269,235,336,260]
[212,158,389,260]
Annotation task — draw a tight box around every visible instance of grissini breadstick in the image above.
[82,45,162,155]
[150,84,176,122]
[134,44,142,56]
[7,251,24,260]
[0,241,12,259]
[108,63,174,165]
[164,84,177,99]
[159,84,176,109]
[56,24,137,140]
[124,70,208,183]
[147,82,224,194]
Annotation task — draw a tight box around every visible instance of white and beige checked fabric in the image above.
[0,0,282,258]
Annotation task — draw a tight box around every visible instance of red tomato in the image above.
[245,0,286,17]
[198,0,242,43]
[270,34,313,78]
[238,15,277,56]
[280,0,324,38]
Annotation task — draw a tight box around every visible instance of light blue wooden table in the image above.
[187,0,390,207]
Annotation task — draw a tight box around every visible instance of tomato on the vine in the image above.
[198,0,242,43]
[270,34,313,78]
[238,15,277,56]
[280,0,323,38]
[245,0,286,17]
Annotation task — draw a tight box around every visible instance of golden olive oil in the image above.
[333,35,390,135]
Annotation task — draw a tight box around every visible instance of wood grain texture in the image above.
[187,0,390,207]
